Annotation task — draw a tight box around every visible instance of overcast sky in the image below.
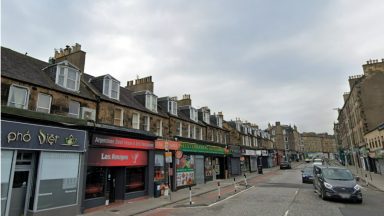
[2,0,384,134]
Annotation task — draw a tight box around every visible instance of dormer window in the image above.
[203,112,210,124]
[217,116,223,128]
[55,63,80,91]
[145,92,157,113]
[103,76,120,100]
[168,99,177,115]
[190,107,198,122]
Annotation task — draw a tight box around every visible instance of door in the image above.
[106,168,117,203]
[9,170,30,216]
[195,156,204,184]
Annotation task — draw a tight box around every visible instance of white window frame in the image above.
[7,84,29,109]
[156,120,163,136]
[178,122,183,137]
[217,116,223,128]
[145,93,158,113]
[143,116,150,131]
[168,100,178,115]
[132,112,140,129]
[36,93,52,113]
[55,64,80,91]
[103,76,120,100]
[200,128,203,140]
[68,101,80,118]
[114,108,124,126]
[190,107,198,122]
[192,125,196,139]
[187,124,191,138]
[203,112,210,124]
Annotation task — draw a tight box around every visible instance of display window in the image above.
[154,154,165,182]
[125,167,145,193]
[85,167,106,199]
[1,150,14,216]
[204,157,213,177]
[37,152,80,210]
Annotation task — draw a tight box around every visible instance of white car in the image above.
[313,158,323,166]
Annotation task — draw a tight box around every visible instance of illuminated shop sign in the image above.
[180,142,225,155]
[92,134,154,150]
[87,148,147,166]
[1,120,86,152]
[155,140,180,150]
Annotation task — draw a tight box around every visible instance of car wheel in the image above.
[321,188,327,200]
[356,199,363,204]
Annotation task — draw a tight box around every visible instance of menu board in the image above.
[176,155,195,186]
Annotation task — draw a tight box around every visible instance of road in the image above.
[139,163,384,216]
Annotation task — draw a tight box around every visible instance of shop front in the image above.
[176,142,226,189]
[154,140,180,193]
[84,134,154,209]
[242,149,257,172]
[1,120,86,216]
[228,145,241,176]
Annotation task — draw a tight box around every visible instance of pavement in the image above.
[81,162,300,216]
[327,159,384,192]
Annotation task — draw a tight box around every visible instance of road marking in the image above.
[284,210,289,216]
[295,190,298,195]
[208,186,254,207]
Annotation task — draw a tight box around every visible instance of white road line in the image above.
[284,210,289,216]
[208,186,254,207]
[295,190,298,195]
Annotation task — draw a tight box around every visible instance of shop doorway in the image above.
[9,152,34,216]
[106,168,117,203]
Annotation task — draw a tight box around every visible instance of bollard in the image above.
[218,181,221,199]
[189,186,192,205]
[234,177,236,192]
[244,174,248,188]
[365,174,369,186]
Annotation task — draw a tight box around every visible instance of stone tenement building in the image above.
[301,132,336,156]
[335,59,384,169]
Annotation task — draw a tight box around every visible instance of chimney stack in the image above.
[178,94,192,106]
[53,43,86,72]
[125,76,154,93]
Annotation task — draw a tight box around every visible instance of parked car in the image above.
[301,165,314,183]
[280,161,291,169]
[313,158,323,166]
[305,158,311,163]
[313,165,362,203]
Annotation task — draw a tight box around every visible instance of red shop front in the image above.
[84,134,154,210]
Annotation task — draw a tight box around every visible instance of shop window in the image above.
[1,150,14,216]
[36,152,80,210]
[85,167,106,199]
[125,167,145,193]
[154,154,165,182]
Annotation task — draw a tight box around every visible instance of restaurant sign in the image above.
[155,140,180,150]
[180,142,225,155]
[87,148,147,166]
[1,120,86,152]
[92,134,154,150]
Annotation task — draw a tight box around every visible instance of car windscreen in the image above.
[303,167,313,175]
[322,168,354,180]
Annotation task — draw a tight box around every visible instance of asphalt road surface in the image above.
[140,163,384,216]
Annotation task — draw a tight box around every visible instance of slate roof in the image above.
[1,47,97,101]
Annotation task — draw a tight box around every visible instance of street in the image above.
[140,163,384,216]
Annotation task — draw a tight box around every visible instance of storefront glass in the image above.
[125,167,145,193]
[154,154,165,182]
[1,150,14,216]
[205,157,213,178]
[85,167,106,199]
[37,152,80,210]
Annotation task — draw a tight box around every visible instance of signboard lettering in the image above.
[88,148,147,166]
[92,134,154,150]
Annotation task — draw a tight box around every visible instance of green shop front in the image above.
[176,142,226,188]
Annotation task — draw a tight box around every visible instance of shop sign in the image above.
[87,148,147,166]
[92,134,154,150]
[1,120,86,152]
[176,154,195,186]
[155,140,180,150]
[243,150,257,156]
[180,142,225,155]
[256,150,262,156]
[175,151,183,159]
[261,150,269,156]
[165,152,172,163]
[376,149,384,159]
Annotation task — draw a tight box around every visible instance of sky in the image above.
[2,0,384,134]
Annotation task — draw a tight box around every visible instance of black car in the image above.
[313,165,362,203]
[301,166,314,183]
[280,161,291,169]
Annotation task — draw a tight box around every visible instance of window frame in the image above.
[145,93,158,113]
[103,76,120,100]
[55,65,80,92]
[168,100,177,115]
[68,101,80,118]
[132,112,140,129]
[143,116,150,131]
[36,93,52,113]
[178,122,183,137]
[156,120,163,136]
[7,84,30,109]
[114,108,124,126]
